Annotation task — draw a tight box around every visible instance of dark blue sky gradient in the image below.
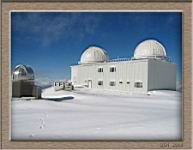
[11,12,182,83]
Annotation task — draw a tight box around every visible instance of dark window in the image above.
[134,82,143,88]
[55,82,59,86]
[119,81,123,84]
[127,81,130,84]
[109,81,116,86]
[110,67,116,72]
[98,81,103,86]
[98,68,103,72]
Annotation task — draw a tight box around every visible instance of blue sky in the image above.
[11,12,182,84]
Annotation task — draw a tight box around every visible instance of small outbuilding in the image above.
[12,64,41,99]
[54,81,74,91]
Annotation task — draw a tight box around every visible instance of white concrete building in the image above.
[71,39,176,93]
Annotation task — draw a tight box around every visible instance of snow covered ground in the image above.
[11,87,182,140]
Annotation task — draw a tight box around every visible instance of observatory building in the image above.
[71,39,176,93]
[12,64,41,98]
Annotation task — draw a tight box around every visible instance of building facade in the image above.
[71,39,176,93]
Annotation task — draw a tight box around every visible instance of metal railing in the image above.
[107,58,130,62]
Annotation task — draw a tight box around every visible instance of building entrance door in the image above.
[88,80,92,88]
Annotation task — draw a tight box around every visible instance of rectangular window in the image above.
[109,81,116,86]
[119,81,123,84]
[134,82,143,88]
[110,67,116,72]
[98,68,103,72]
[98,81,103,86]
[127,81,130,84]
[56,82,59,86]
[59,82,64,86]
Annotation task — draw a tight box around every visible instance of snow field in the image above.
[11,87,182,140]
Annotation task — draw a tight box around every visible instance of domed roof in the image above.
[12,64,34,81]
[80,46,109,64]
[134,39,167,59]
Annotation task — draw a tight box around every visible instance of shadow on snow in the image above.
[42,96,74,102]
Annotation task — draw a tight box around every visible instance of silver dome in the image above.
[12,65,34,81]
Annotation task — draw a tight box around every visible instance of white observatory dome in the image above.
[12,64,34,81]
[134,39,167,59]
[80,46,109,64]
